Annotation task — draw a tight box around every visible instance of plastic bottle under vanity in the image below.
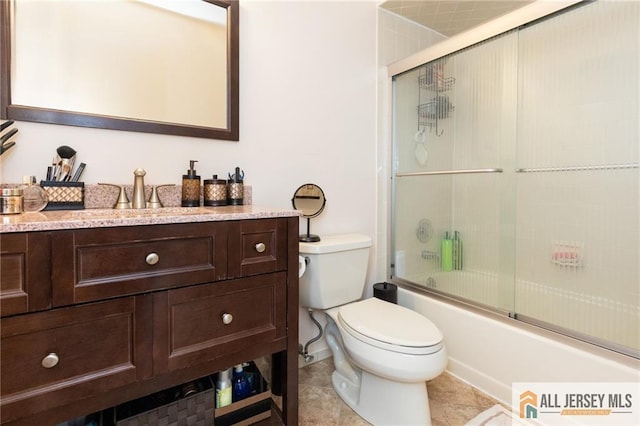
[232,364,250,402]
[441,231,453,272]
[215,368,232,408]
[181,160,201,207]
[21,176,48,212]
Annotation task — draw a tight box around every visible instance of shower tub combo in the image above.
[387,0,640,402]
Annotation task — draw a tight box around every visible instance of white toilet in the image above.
[299,234,447,426]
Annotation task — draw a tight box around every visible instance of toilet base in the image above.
[332,369,432,426]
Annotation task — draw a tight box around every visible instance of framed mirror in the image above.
[0,0,239,140]
[292,183,326,242]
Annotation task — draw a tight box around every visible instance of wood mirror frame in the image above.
[0,0,239,140]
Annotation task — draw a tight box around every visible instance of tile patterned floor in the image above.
[297,357,502,426]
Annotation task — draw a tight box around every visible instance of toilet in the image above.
[299,234,447,425]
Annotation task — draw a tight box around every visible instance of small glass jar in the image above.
[21,176,48,212]
[1,188,23,214]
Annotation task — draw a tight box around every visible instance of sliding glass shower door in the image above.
[392,30,519,313]
[390,0,639,357]
[513,0,639,354]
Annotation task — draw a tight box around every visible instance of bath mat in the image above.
[465,404,532,426]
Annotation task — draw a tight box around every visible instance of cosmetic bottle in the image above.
[1,188,23,214]
[215,368,232,408]
[204,174,227,206]
[453,231,463,270]
[441,231,453,272]
[20,176,48,212]
[181,160,201,207]
[232,364,250,402]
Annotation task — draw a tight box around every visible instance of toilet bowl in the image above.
[299,234,447,425]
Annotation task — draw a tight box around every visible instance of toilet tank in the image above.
[299,234,372,309]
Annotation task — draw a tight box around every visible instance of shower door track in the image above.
[513,312,640,359]
[396,168,503,177]
[516,163,638,173]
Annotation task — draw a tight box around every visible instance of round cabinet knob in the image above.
[146,252,159,265]
[222,313,233,325]
[255,242,266,253]
[41,353,59,369]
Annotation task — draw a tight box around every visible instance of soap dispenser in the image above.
[181,160,201,207]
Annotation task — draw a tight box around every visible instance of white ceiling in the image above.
[380,0,535,36]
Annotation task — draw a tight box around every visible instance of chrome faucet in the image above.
[132,168,147,209]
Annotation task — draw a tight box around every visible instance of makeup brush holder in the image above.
[40,180,85,210]
[227,182,243,205]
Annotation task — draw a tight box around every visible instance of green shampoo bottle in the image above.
[441,232,453,272]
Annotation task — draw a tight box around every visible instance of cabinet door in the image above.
[0,232,51,317]
[228,218,288,278]
[0,295,152,423]
[153,272,286,374]
[52,222,228,306]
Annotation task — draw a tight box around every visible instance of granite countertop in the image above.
[0,206,301,233]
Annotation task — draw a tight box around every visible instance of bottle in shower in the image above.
[453,231,463,270]
[441,231,453,272]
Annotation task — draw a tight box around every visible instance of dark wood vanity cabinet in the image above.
[50,222,228,306]
[153,272,287,375]
[0,232,51,316]
[0,217,299,426]
[0,296,153,423]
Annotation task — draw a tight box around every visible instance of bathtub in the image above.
[396,282,640,405]
[408,270,640,351]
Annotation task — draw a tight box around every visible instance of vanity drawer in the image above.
[153,272,286,374]
[0,232,51,317]
[51,222,228,306]
[0,295,152,423]
[228,218,288,278]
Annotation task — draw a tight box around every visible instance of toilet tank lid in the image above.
[299,233,372,254]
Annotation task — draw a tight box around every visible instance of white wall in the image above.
[1,0,379,237]
[297,7,447,363]
[0,1,378,356]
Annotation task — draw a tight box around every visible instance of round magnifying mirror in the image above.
[292,183,326,242]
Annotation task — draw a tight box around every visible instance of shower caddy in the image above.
[417,60,455,137]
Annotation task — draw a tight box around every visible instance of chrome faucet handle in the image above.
[146,184,175,209]
[99,183,131,209]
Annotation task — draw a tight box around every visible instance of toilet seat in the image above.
[338,298,443,355]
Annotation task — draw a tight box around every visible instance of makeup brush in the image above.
[0,123,18,156]
[56,145,76,181]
